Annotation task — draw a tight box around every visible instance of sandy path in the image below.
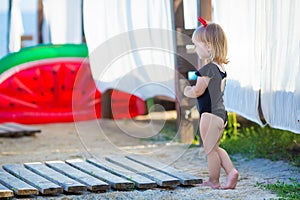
[0,119,299,199]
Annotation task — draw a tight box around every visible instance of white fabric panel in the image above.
[183,0,198,29]
[9,0,24,52]
[213,0,263,125]
[42,0,82,44]
[260,0,300,133]
[84,0,175,100]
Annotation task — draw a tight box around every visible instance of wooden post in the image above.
[200,0,212,21]
[174,0,197,144]
[38,0,43,43]
[102,90,112,118]
[174,0,212,144]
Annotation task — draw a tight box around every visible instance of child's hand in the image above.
[184,86,197,98]
[183,86,190,97]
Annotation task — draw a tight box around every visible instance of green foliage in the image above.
[222,112,239,140]
[220,113,300,166]
[257,179,300,200]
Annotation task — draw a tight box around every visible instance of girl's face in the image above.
[193,40,210,60]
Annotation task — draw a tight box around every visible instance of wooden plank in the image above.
[0,124,24,137]
[87,158,157,189]
[0,123,41,137]
[66,159,134,190]
[0,168,38,196]
[24,162,87,193]
[4,122,41,135]
[3,164,63,195]
[45,161,110,192]
[0,183,14,198]
[106,156,180,187]
[126,154,202,185]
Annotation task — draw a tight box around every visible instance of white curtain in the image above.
[9,0,24,52]
[214,0,300,133]
[260,0,300,133]
[84,0,175,100]
[213,0,263,125]
[183,0,198,30]
[42,0,82,44]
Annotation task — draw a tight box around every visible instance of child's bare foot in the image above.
[202,180,221,189]
[223,168,239,189]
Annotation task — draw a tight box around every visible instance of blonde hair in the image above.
[192,23,229,64]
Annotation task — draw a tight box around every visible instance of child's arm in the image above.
[184,76,210,98]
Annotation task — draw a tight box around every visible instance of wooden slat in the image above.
[0,183,14,198]
[0,124,24,137]
[45,161,110,192]
[24,162,87,193]
[3,164,63,195]
[87,158,157,189]
[0,123,41,137]
[66,159,134,190]
[0,168,38,196]
[126,154,202,185]
[4,122,41,135]
[106,156,180,187]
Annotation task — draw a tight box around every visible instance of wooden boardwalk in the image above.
[0,155,202,198]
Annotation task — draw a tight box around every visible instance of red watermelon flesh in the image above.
[0,58,101,124]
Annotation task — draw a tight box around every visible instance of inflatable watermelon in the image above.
[0,44,145,124]
[111,89,146,119]
[0,44,100,124]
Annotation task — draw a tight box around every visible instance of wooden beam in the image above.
[3,164,63,195]
[0,123,41,137]
[0,169,38,196]
[106,155,180,187]
[45,161,110,192]
[24,162,87,193]
[0,183,13,198]
[126,154,202,185]
[0,124,24,137]
[87,158,157,189]
[66,159,134,190]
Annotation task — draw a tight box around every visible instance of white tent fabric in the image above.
[213,0,263,125]
[214,0,300,133]
[9,0,24,52]
[42,0,82,44]
[83,0,175,100]
[259,0,300,133]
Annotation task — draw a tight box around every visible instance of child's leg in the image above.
[217,147,234,174]
[204,147,221,188]
[200,113,224,189]
[217,147,239,189]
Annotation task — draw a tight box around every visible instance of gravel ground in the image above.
[1,119,299,200]
[31,147,300,200]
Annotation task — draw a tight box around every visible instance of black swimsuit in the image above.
[195,63,227,123]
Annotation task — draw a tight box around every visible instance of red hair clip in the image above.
[198,17,207,27]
